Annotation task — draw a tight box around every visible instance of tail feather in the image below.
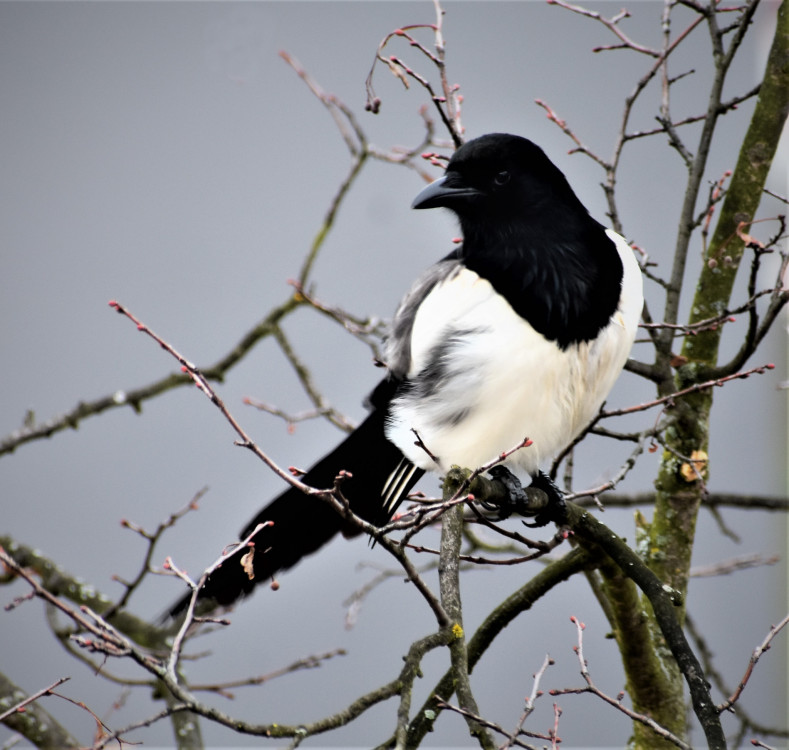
[168,407,423,617]
[381,458,422,517]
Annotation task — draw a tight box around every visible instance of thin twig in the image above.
[0,677,71,723]
[550,617,691,749]
[717,613,789,713]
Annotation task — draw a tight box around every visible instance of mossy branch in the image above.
[0,674,79,749]
[684,0,789,370]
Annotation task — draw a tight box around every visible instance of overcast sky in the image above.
[1,2,786,748]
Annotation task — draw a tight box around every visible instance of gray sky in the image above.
[1,2,786,747]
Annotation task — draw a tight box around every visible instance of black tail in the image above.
[168,406,423,617]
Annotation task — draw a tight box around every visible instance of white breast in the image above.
[385,230,643,476]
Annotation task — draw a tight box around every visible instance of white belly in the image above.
[385,231,642,476]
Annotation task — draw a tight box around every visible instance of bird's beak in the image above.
[411,175,481,210]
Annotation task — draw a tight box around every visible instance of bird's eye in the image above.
[493,170,510,186]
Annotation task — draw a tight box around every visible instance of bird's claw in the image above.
[485,466,567,527]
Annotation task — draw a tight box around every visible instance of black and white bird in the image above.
[171,133,643,614]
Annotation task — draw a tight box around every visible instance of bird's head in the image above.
[412,133,584,235]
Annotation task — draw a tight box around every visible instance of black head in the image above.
[412,133,586,226]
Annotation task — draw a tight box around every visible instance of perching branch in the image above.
[562,503,727,748]
[438,475,495,749]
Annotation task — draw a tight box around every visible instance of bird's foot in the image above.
[484,466,567,527]
[524,470,567,527]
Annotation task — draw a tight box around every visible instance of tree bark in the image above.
[634,2,789,745]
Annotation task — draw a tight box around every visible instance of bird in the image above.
[170,132,643,616]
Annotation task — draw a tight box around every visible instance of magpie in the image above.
[170,133,643,615]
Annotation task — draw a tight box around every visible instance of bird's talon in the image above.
[487,467,566,527]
